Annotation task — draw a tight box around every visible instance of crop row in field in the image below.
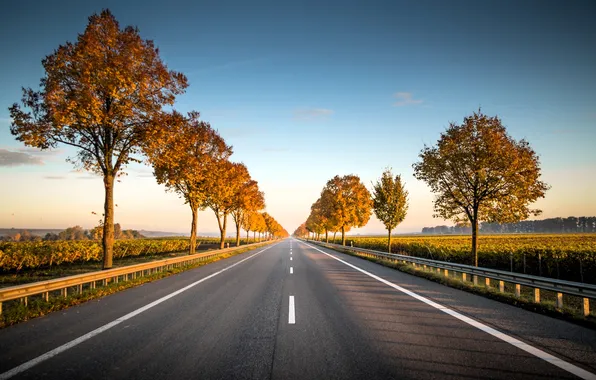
[0,237,259,271]
[335,234,596,284]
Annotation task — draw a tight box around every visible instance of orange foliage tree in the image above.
[230,168,265,246]
[321,175,372,245]
[8,10,187,268]
[202,161,247,248]
[413,110,549,266]
[145,111,232,254]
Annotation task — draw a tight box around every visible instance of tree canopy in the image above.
[8,9,187,268]
[413,110,549,266]
[145,110,232,254]
[372,168,409,252]
[320,174,372,245]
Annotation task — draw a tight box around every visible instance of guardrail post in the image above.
[584,298,590,317]
[485,278,490,287]
[23,297,28,306]
[78,284,83,294]
[515,284,521,298]
[0,302,2,315]
[499,280,505,293]
[61,288,67,298]
[462,273,467,282]
[473,275,478,285]
[444,269,449,277]
[44,292,49,302]
[556,293,563,309]
[534,288,540,303]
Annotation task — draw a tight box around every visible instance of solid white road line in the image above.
[289,296,296,324]
[290,267,293,274]
[0,244,279,380]
[300,241,596,380]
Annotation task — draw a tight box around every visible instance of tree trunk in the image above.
[253,231,256,242]
[102,174,115,269]
[246,229,250,243]
[470,206,478,267]
[235,218,241,247]
[333,231,337,244]
[189,205,198,254]
[220,214,228,249]
[472,215,479,267]
[325,230,329,243]
[388,228,392,253]
[341,225,346,246]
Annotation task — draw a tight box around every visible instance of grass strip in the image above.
[0,242,271,329]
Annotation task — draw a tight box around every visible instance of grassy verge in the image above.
[0,242,271,329]
[329,246,596,330]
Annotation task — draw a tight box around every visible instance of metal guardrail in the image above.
[306,240,595,316]
[0,240,275,315]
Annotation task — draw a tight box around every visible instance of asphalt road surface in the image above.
[1,238,595,380]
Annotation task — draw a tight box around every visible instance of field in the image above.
[330,234,596,284]
[0,237,257,273]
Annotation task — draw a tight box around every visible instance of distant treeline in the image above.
[0,224,145,242]
[421,216,596,234]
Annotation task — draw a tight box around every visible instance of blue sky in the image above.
[1,0,595,235]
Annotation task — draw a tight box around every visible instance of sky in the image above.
[0,0,595,235]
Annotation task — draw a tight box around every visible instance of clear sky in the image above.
[0,0,595,235]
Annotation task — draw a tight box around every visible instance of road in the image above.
[1,238,595,379]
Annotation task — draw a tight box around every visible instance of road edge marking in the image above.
[300,241,596,380]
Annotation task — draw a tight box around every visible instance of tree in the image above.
[293,223,308,238]
[372,168,409,253]
[145,111,231,254]
[253,212,267,242]
[230,168,265,246]
[203,161,246,249]
[58,226,88,241]
[412,110,549,266]
[8,10,188,269]
[322,175,372,245]
[262,212,275,240]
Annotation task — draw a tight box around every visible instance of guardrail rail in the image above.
[0,240,275,316]
[305,240,595,317]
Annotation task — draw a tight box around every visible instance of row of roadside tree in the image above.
[8,10,287,269]
[294,110,549,267]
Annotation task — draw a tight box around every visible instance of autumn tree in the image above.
[305,211,324,241]
[413,110,549,266]
[242,211,261,243]
[293,223,308,238]
[322,175,372,245]
[145,111,232,254]
[262,212,275,240]
[230,169,265,246]
[372,168,409,253]
[254,213,267,242]
[203,161,247,249]
[8,10,187,268]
